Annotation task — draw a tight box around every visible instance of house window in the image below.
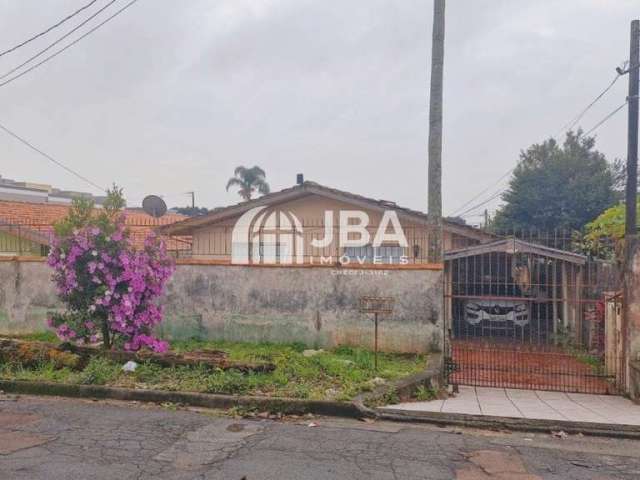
[258,242,280,261]
[259,241,297,263]
[231,242,249,261]
[343,244,405,264]
[232,241,292,263]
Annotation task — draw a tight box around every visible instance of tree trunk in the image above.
[100,316,111,350]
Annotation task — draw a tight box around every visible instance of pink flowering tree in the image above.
[47,186,174,353]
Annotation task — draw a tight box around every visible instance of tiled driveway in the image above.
[385,386,640,426]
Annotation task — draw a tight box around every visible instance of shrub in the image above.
[78,357,121,385]
[47,186,174,353]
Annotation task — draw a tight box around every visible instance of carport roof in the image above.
[444,238,587,265]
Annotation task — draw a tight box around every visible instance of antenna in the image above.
[142,195,167,218]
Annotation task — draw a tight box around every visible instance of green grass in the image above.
[414,385,437,401]
[3,331,59,343]
[574,352,604,372]
[0,338,427,401]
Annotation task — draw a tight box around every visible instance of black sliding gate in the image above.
[444,239,623,394]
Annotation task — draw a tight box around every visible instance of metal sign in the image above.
[359,296,394,314]
[359,296,394,370]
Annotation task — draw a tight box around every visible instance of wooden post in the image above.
[575,265,583,344]
[374,312,379,371]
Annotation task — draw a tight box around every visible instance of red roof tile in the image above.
[0,200,188,249]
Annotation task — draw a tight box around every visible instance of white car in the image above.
[464,300,529,327]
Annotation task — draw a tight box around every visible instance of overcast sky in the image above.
[0,0,637,222]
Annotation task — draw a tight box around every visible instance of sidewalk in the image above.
[383,386,640,426]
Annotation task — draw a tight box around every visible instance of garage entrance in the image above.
[444,238,623,394]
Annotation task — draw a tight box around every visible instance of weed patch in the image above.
[0,336,427,401]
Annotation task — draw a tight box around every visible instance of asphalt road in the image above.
[1,394,639,479]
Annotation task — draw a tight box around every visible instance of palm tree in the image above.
[225,166,270,201]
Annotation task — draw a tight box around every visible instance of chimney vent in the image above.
[296,173,304,185]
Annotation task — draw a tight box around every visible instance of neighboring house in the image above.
[0,200,186,256]
[159,179,494,263]
[0,175,108,205]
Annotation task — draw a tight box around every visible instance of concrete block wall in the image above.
[0,259,444,353]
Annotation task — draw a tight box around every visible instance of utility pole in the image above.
[625,20,639,239]
[623,19,639,394]
[428,0,445,263]
[186,191,195,209]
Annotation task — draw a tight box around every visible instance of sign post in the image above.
[359,296,394,370]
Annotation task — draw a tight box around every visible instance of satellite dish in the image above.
[142,195,167,218]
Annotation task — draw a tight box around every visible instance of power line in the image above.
[553,73,622,138]
[0,0,141,89]
[0,121,106,193]
[584,100,628,136]
[456,190,504,218]
[0,0,119,82]
[0,0,99,58]
[454,100,627,218]
[447,68,627,218]
[448,168,513,217]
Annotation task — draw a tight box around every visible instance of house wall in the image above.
[190,194,435,263]
[0,231,42,256]
[0,258,444,353]
[444,231,481,251]
[626,240,640,398]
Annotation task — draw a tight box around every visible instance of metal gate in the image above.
[448,340,624,394]
[444,236,624,394]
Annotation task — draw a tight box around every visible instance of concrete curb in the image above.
[353,353,443,416]
[0,380,360,418]
[3,377,639,440]
[377,408,640,440]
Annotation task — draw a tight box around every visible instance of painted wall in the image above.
[160,264,444,353]
[626,240,640,398]
[0,261,61,333]
[191,194,437,262]
[0,231,43,256]
[0,259,444,353]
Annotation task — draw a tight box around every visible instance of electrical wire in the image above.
[0,121,106,193]
[0,0,99,58]
[584,101,628,136]
[454,100,627,218]
[0,0,142,89]
[456,190,505,218]
[553,73,621,138]
[0,0,119,82]
[448,68,628,218]
[448,168,513,217]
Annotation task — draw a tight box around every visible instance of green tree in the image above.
[172,206,208,217]
[444,216,467,226]
[225,166,270,201]
[492,131,616,232]
[580,199,638,261]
